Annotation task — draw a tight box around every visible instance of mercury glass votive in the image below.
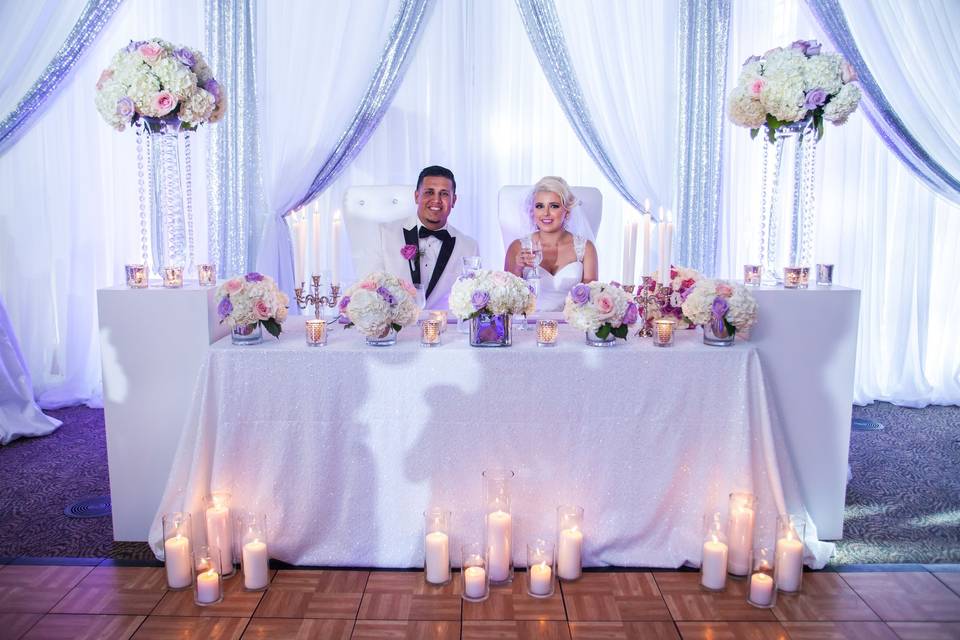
[162,266,184,288]
[125,264,148,288]
[654,318,675,347]
[816,263,834,286]
[429,310,448,333]
[194,545,224,606]
[421,319,441,346]
[197,263,217,287]
[536,319,558,347]
[783,267,803,289]
[305,319,327,346]
[526,539,556,598]
[743,264,761,286]
[799,266,810,288]
[747,547,777,609]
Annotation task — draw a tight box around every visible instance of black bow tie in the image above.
[419,226,451,241]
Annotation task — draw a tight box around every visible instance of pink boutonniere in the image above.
[401,244,419,261]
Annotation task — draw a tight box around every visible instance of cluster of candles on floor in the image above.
[700,492,807,608]
[742,264,834,288]
[124,263,217,289]
[423,469,584,601]
[161,492,270,606]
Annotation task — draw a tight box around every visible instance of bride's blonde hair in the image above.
[526,176,579,229]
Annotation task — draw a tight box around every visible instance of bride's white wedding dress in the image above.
[527,235,587,311]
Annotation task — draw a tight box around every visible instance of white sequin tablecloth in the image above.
[149,315,834,569]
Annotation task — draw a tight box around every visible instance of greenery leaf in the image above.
[391,322,402,332]
[262,318,282,339]
[612,324,629,340]
[596,324,611,340]
[723,318,737,337]
[750,128,759,140]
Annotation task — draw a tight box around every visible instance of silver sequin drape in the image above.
[806,0,960,205]
[675,0,730,276]
[0,0,124,156]
[205,0,267,276]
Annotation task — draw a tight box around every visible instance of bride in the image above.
[504,176,598,311]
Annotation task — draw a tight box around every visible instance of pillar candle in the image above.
[312,208,322,276]
[657,207,667,285]
[164,534,192,589]
[529,562,552,596]
[700,538,728,590]
[663,210,674,286]
[196,569,220,604]
[641,213,652,277]
[331,211,342,285]
[557,527,583,580]
[424,531,450,584]
[464,566,486,599]
[622,216,635,285]
[293,215,307,285]
[486,510,512,582]
[242,539,270,590]
[205,506,233,570]
[775,535,804,591]
[749,572,774,605]
[727,504,755,576]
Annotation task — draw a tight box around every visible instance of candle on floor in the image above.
[162,512,193,590]
[726,493,756,577]
[775,514,806,592]
[242,539,269,590]
[556,505,584,581]
[192,545,223,606]
[749,571,774,605]
[700,512,728,591]
[482,469,515,583]
[529,562,552,596]
[162,266,183,289]
[464,565,486,599]
[526,539,555,598]
[196,568,220,604]
[486,509,512,582]
[205,492,234,577]
[461,542,489,602]
[747,547,777,608]
[423,508,451,585]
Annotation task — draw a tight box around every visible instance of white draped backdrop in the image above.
[0,0,957,411]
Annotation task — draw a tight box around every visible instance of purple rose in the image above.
[203,79,221,100]
[245,272,264,282]
[173,47,196,68]
[125,40,147,53]
[217,297,233,320]
[339,295,350,312]
[116,96,135,120]
[711,296,729,323]
[803,88,827,111]
[471,290,490,310]
[376,286,395,305]
[570,283,590,306]
[400,244,418,260]
[623,302,639,325]
[791,39,821,56]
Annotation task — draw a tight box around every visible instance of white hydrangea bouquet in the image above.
[449,270,536,320]
[563,281,639,341]
[340,271,420,338]
[681,279,759,339]
[95,38,225,131]
[728,39,860,142]
[216,273,289,338]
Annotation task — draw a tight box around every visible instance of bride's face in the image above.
[532,191,567,233]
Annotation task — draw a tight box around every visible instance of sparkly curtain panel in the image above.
[806,0,960,206]
[291,0,433,210]
[0,0,123,156]
[675,0,730,276]
[514,0,645,213]
[205,0,267,277]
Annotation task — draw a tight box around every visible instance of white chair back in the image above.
[342,185,416,278]
[497,185,603,251]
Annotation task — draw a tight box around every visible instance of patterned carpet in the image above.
[0,403,957,564]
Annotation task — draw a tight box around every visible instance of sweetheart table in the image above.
[147,316,835,569]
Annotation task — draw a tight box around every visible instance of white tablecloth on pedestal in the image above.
[149,316,834,569]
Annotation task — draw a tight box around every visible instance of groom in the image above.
[375,165,478,310]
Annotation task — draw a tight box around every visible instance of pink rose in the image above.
[595,292,616,320]
[750,78,765,97]
[359,280,377,291]
[138,42,164,63]
[253,300,271,320]
[96,69,113,90]
[716,283,734,297]
[225,277,244,295]
[152,91,177,116]
[841,61,858,83]
[400,280,416,296]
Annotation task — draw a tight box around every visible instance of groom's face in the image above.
[415,176,457,230]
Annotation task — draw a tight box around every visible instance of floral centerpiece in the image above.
[727,39,861,142]
[217,273,289,344]
[449,270,536,347]
[95,38,225,131]
[681,279,759,346]
[340,271,419,345]
[563,281,639,346]
[644,266,703,328]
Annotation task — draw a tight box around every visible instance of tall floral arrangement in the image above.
[95,38,225,131]
[681,279,758,337]
[340,271,420,338]
[216,273,288,338]
[645,265,703,326]
[728,40,860,142]
[449,270,536,320]
[563,281,639,341]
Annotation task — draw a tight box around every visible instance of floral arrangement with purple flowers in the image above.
[216,272,288,338]
[449,269,535,320]
[644,265,703,327]
[341,271,419,338]
[95,38,225,131]
[680,279,759,338]
[728,39,861,142]
[563,281,639,341]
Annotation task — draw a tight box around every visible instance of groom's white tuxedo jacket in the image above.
[370,216,479,310]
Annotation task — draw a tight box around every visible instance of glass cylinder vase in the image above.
[162,512,194,590]
[526,539,556,598]
[205,492,235,578]
[700,512,728,591]
[585,328,617,347]
[194,545,224,606]
[424,508,451,585]
[232,323,263,345]
[483,468,515,584]
[366,325,397,346]
[461,542,489,602]
[470,313,512,347]
[775,514,806,593]
[727,492,757,577]
[702,319,735,347]
[239,512,270,591]
[747,547,777,609]
[556,505,583,581]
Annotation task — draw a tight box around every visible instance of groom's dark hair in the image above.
[417,165,456,194]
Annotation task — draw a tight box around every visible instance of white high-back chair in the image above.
[342,185,416,279]
[497,185,603,251]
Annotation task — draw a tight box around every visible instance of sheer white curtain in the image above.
[0,0,207,408]
[720,0,960,406]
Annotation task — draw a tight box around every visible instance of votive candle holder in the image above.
[483,468,515,584]
[194,545,224,606]
[424,508,451,585]
[204,491,235,578]
[163,266,184,288]
[125,264,149,288]
[783,267,803,289]
[775,514,806,593]
[197,263,217,287]
[727,492,757,577]
[162,512,194,590]
[537,320,559,347]
[556,505,583,581]
[461,542,489,602]
[526,539,556,598]
[430,310,448,333]
[743,264,761,286]
[306,319,327,346]
[239,512,270,591]
[654,318,675,347]
[700,512,728,591]
[799,266,810,288]
[816,264,834,286]
[421,319,441,346]
[747,547,777,609]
